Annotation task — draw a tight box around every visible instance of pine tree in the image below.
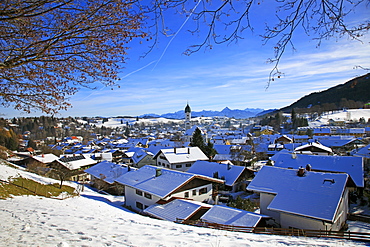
[190,128,205,149]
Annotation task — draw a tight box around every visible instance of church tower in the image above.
[185,102,191,130]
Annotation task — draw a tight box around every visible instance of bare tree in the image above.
[1,0,368,114]
[0,0,146,114]
[147,0,369,83]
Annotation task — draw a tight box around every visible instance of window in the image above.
[192,190,197,196]
[185,163,192,167]
[136,201,143,210]
[144,192,152,199]
[184,192,189,198]
[136,189,143,196]
[199,187,208,195]
[176,164,182,168]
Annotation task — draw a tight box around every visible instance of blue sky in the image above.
[2,1,370,118]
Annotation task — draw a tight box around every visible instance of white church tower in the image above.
[185,102,191,130]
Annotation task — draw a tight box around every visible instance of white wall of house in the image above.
[279,212,330,230]
[260,193,280,224]
[156,155,170,168]
[156,157,194,172]
[170,183,213,203]
[125,183,213,212]
[124,186,161,212]
[169,162,194,172]
[332,188,349,231]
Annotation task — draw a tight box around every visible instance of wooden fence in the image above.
[176,219,370,243]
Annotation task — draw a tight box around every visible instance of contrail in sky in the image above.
[81,60,157,101]
[121,60,157,79]
[153,0,203,70]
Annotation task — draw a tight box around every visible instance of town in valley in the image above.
[1,103,370,241]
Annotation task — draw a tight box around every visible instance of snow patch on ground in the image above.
[0,162,367,246]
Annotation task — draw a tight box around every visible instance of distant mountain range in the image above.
[139,73,370,119]
[140,107,265,119]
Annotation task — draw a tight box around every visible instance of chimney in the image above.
[174,147,176,154]
[305,164,312,171]
[155,168,162,177]
[292,152,297,159]
[227,163,231,170]
[188,147,190,154]
[297,166,305,177]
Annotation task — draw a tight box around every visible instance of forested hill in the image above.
[280,73,370,112]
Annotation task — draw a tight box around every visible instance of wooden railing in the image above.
[176,219,370,243]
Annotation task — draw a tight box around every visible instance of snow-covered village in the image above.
[1,0,370,246]
[1,105,370,246]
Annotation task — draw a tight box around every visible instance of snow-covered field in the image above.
[309,109,370,127]
[1,162,368,247]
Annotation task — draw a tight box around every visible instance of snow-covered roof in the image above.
[294,142,332,153]
[213,144,232,155]
[200,205,270,228]
[154,147,208,164]
[132,149,153,164]
[115,165,222,198]
[271,150,364,187]
[353,144,370,159]
[213,154,246,162]
[30,153,59,164]
[57,154,97,170]
[315,138,359,148]
[84,161,134,184]
[247,166,349,222]
[144,199,211,222]
[187,160,246,186]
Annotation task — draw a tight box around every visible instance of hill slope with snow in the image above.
[0,161,366,247]
[309,109,370,127]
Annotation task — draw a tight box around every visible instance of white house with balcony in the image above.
[115,165,223,213]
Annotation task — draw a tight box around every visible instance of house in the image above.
[311,136,366,154]
[84,160,134,195]
[114,165,223,213]
[200,205,271,229]
[267,143,284,157]
[154,147,208,171]
[274,135,293,144]
[247,166,355,231]
[49,154,97,182]
[23,153,59,175]
[131,148,156,168]
[271,150,364,188]
[353,144,370,166]
[336,128,365,137]
[312,127,332,136]
[212,153,249,166]
[187,160,250,192]
[294,142,333,155]
[144,199,212,222]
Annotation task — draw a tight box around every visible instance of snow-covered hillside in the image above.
[0,162,366,247]
[309,109,370,127]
